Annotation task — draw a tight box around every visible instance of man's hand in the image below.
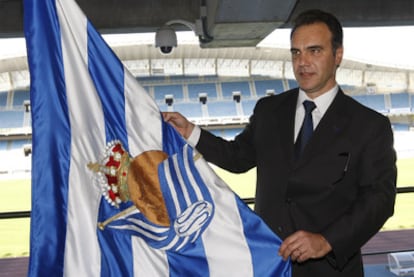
[279,230,332,263]
[162,112,195,139]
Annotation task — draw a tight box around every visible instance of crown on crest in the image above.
[87,140,131,208]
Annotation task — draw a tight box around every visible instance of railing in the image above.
[1,186,413,220]
[1,186,414,259]
[0,210,30,219]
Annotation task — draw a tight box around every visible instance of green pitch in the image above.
[1,157,413,257]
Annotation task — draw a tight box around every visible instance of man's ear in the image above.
[335,46,344,67]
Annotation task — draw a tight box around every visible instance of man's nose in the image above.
[297,52,310,66]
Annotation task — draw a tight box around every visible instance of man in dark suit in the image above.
[163,9,396,276]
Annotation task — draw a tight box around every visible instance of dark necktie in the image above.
[295,100,316,159]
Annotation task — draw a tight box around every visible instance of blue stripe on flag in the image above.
[236,198,292,277]
[24,0,71,275]
[162,120,185,155]
[86,22,127,146]
[159,144,211,275]
[167,244,210,277]
[86,19,136,277]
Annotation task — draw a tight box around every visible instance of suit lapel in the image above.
[270,90,298,165]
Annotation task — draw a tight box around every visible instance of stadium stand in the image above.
[412,93,414,113]
[352,94,388,113]
[393,123,410,131]
[173,102,204,118]
[286,79,298,89]
[153,84,184,102]
[10,139,31,149]
[12,90,30,107]
[221,81,251,100]
[390,92,410,110]
[187,83,218,101]
[1,76,413,178]
[241,99,257,117]
[0,111,25,129]
[0,140,8,150]
[0,91,8,107]
[207,100,239,117]
[254,79,285,97]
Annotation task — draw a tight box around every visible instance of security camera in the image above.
[155,26,177,54]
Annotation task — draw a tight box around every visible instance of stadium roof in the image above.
[2,0,414,48]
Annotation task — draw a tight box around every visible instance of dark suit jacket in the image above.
[196,88,397,276]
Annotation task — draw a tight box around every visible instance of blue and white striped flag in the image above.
[24,0,291,276]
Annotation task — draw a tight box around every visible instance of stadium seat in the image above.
[287,79,298,89]
[254,79,284,97]
[0,91,7,107]
[241,99,257,116]
[0,111,25,128]
[187,83,218,101]
[153,84,184,102]
[207,101,238,117]
[353,94,388,113]
[12,90,30,108]
[221,81,251,100]
[173,102,203,118]
[390,92,410,109]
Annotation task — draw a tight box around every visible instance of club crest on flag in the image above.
[87,140,170,227]
[87,140,131,208]
[87,140,215,250]
[174,200,213,237]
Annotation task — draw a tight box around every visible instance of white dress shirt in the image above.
[294,86,338,142]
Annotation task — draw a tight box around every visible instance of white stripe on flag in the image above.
[182,147,204,200]
[197,157,254,276]
[163,159,183,215]
[124,68,163,157]
[172,153,193,205]
[132,237,169,277]
[57,0,103,275]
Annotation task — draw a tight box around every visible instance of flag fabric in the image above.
[24,0,291,276]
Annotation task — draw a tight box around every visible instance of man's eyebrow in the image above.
[290,45,323,51]
[307,45,323,50]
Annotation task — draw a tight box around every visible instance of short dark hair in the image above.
[290,9,343,52]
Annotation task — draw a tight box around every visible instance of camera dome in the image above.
[155,26,177,54]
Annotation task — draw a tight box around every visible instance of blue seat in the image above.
[287,79,298,89]
[221,81,251,100]
[0,91,8,107]
[353,94,387,113]
[241,99,257,116]
[13,90,30,107]
[0,111,25,128]
[254,79,284,97]
[207,101,237,117]
[188,83,217,101]
[153,84,184,102]
[173,102,203,118]
[390,92,409,109]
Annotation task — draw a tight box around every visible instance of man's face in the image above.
[290,22,343,98]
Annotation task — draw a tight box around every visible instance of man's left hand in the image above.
[279,230,332,263]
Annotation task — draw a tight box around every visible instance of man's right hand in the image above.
[162,112,195,139]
